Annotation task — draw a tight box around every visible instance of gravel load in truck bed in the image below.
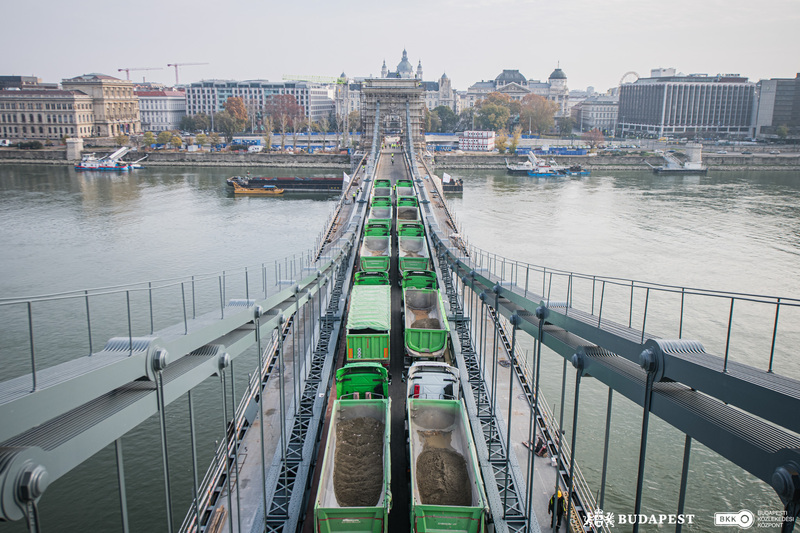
[333,417,385,507]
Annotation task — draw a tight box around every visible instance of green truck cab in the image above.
[336,362,389,400]
[360,222,391,272]
[407,398,487,533]
[346,273,391,366]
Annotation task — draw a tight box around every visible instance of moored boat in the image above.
[74,147,145,171]
[230,180,284,195]
[226,175,343,192]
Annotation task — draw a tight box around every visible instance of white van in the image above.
[0,140,11,147]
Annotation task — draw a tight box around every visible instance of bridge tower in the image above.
[361,78,425,152]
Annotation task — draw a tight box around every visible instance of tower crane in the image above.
[117,67,163,81]
[167,63,209,85]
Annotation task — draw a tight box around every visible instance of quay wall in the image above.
[433,153,800,171]
[0,149,351,168]
[1,148,798,171]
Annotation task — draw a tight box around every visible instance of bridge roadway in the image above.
[217,148,565,533]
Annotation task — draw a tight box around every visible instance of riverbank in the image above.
[1,148,799,171]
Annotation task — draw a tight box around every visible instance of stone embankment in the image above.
[433,153,800,171]
[1,148,799,171]
[0,148,351,168]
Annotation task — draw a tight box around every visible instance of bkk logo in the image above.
[583,509,695,528]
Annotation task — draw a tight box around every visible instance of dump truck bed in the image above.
[403,286,449,359]
[315,399,392,533]
[407,399,486,533]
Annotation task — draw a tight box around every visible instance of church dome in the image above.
[549,68,567,80]
[397,49,414,76]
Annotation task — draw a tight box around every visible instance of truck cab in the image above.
[406,361,459,400]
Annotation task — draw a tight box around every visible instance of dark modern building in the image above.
[618,69,756,138]
[754,74,800,139]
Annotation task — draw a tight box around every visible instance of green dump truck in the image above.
[368,196,393,225]
[373,178,392,198]
[396,179,414,197]
[398,223,430,272]
[360,221,391,272]
[336,362,389,400]
[396,196,420,226]
[407,398,487,533]
[402,271,450,360]
[346,272,391,366]
[314,397,392,533]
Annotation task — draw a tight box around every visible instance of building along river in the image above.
[1,164,798,532]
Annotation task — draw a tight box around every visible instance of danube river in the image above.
[1,163,798,532]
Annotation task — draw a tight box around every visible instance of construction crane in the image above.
[282,74,347,85]
[167,62,209,85]
[117,67,162,81]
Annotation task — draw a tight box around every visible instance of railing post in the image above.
[633,348,658,533]
[115,439,130,533]
[27,301,37,392]
[84,290,93,355]
[503,314,520,517]
[599,388,613,510]
[218,352,235,533]
[676,435,693,533]
[565,351,585,533]
[769,298,781,373]
[723,298,735,373]
[154,350,173,533]
[187,390,201,533]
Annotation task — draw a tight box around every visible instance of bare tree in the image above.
[291,116,306,153]
[316,117,330,151]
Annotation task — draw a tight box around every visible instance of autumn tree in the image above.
[509,126,522,154]
[195,133,207,147]
[209,132,221,146]
[474,102,510,132]
[114,134,129,147]
[582,128,605,150]
[519,94,558,134]
[224,97,248,122]
[495,130,509,154]
[171,134,183,149]
[262,117,273,152]
[264,95,304,152]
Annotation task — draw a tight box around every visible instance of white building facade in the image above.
[135,89,186,132]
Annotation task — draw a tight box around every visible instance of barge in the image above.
[226,175,343,192]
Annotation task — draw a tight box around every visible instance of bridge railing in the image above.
[462,242,800,378]
[0,250,328,385]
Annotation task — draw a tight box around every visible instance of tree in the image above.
[193,114,210,132]
[347,110,361,134]
[519,94,558,135]
[509,125,522,154]
[456,107,475,132]
[315,117,330,151]
[209,132,221,147]
[142,131,156,147]
[559,116,576,137]
[114,134,129,147]
[495,130,509,154]
[425,107,441,133]
[156,131,173,146]
[262,116,273,152]
[776,124,789,140]
[474,102,510,132]
[195,133,207,148]
[171,135,183,149]
[224,97,248,123]
[583,128,605,150]
[214,111,241,143]
[264,95,304,151]
[433,105,458,133]
[291,116,306,153]
[179,115,196,132]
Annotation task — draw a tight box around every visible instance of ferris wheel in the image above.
[619,71,639,85]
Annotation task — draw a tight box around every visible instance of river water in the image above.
[1,164,798,531]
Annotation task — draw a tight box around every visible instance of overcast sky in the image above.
[4,0,798,93]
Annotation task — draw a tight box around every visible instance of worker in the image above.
[548,490,566,529]
[391,153,394,165]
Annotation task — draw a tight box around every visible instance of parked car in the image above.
[716,150,728,154]
[741,151,753,155]
[769,150,781,154]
